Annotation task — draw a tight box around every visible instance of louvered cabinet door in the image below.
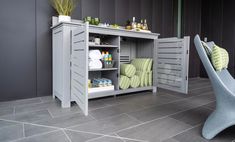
[71,23,89,115]
[156,37,190,94]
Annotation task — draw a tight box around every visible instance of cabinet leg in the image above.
[152,86,157,94]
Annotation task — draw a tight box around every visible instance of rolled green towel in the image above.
[135,71,147,87]
[131,58,151,71]
[148,71,153,86]
[119,75,130,90]
[147,59,153,72]
[144,72,148,86]
[130,75,140,88]
[120,64,136,77]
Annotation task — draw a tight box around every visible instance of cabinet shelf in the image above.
[88,86,154,99]
[89,68,118,71]
[89,44,119,48]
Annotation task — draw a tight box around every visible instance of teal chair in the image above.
[194,35,235,139]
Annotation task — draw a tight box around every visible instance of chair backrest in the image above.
[194,35,234,93]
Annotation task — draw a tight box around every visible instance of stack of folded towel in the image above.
[119,64,140,89]
[89,50,102,69]
[131,58,153,87]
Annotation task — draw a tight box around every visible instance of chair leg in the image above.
[202,110,235,139]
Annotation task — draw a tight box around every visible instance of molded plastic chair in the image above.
[194,35,235,139]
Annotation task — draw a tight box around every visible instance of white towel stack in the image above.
[89,50,103,69]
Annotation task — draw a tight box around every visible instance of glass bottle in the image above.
[143,19,148,30]
[140,19,144,29]
[132,17,137,29]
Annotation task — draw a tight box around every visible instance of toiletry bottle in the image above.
[105,52,109,61]
[143,19,148,30]
[108,54,112,61]
[108,54,112,65]
[101,51,105,60]
[140,19,144,29]
[132,17,136,30]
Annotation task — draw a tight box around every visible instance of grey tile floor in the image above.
[0,78,234,142]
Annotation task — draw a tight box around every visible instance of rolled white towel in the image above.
[89,60,103,69]
[89,50,102,60]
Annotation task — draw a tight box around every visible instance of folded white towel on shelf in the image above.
[89,50,102,60]
[89,59,103,69]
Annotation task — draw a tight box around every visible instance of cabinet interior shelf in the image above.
[89,44,119,48]
[89,68,118,71]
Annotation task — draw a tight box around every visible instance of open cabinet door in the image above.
[71,23,89,115]
[156,37,190,94]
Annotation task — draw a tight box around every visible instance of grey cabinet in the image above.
[52,18,190,115]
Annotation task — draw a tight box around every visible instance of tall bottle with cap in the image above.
[132,17,137,30]
[143,19,148,30]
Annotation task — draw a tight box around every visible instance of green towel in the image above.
[120,64,136,77]
[130,75,140,88]
[131,58,151,71]
[148,71,153,86]
[144,72,148,86]
[119,75,130,90]
[147,59,153,72]
[135,71,147,87]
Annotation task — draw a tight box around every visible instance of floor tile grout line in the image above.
[88,113,97,120]
[62,129,72,142]
[201,105,215,111]
[112,133,126,142]
[65,128,147,142]
[0,123,23,130]
[10,101,47,109]
[113,100,215,135]
[65,113,127,129]
[163,90,213,99]
[167,117,193,128]
[113,92,215,119]
[123,113,143,124]
[64,128,106,137]
[0,118,61,130]
[46,108,55,118]
[9,129,61,142]
[11,106,52,116]
[88,104,115,111]
[86,135,106,142]
[164,123,203,140]
[158,92,187,99]
[113,132,148,142]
